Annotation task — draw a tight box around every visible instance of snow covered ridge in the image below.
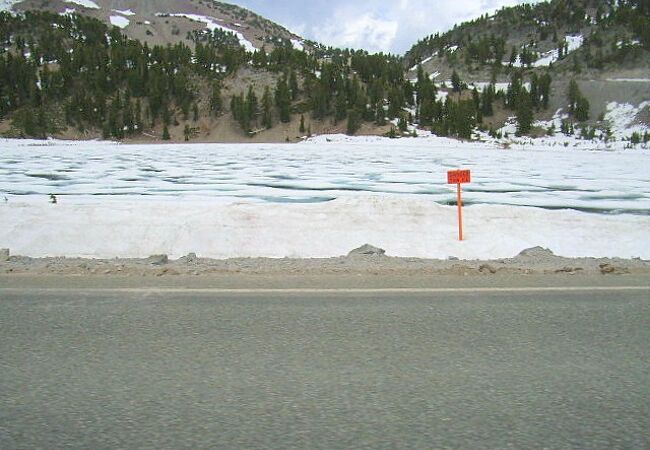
[156,13,257,53]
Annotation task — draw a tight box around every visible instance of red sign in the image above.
[447,169,471,184]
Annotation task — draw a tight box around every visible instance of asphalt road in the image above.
[1,286,649,449]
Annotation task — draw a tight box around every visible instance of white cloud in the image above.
[313,12,399,53]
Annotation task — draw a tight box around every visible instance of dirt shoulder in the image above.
[1,247,648,290]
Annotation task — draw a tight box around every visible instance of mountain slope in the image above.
[403,0,649,141]
[7,0,308,51]
[0,8,405,142]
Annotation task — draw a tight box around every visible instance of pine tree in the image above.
[375,101,386,125]
[275,77,291,123]
[262,86,273,129]
[568,79,589,121]
[574,95,590,122]
[346,109,361,135]
[539,73,552,109]
[480,83,495,116]
[184,124,191,141]
[210,82,222,116]
[162,125,170,140]
[246,85,258,128]
[289,70,299,100]
[451,70,461,93]
[299,114,306,134]
[334,91,347,123]
[515,93,533,136]
[135,99,143,131]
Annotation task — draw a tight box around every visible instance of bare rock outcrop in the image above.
[348,244,386,257]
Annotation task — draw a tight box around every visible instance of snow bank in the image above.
[109,15,129,29]
[1,196,648,259]
[65,0,100,9]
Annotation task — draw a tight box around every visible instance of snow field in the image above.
[2,138,649,213]
[1,138,649,259]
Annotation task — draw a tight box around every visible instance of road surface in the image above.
[1,281,649,449]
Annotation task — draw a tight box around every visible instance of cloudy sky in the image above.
[226,0,539,54]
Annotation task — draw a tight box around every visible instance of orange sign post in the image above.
[447,170,471,241]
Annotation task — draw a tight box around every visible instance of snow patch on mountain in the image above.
[159,13,257,52]
[291,39,304,51]
[605,101,650,139]
[112,9,135,16]
[532,35,583,67]
[409,55,435,71]
[469,82,530,93]
[65,0,100,10]
[605,78,650,83]
[109,16,129,29]
[0,0,21,12]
